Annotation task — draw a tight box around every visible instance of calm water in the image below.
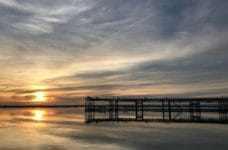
[0,108,228,150]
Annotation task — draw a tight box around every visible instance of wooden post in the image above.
[162,100,165,121]
[141,100,144,120]
[115,99,119,121]
[135,100,138,121]
[168,100,171,121]
[109,99,113,121]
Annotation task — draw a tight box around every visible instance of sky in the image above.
[0,0,228,104]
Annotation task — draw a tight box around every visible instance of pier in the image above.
[85,97,228,124]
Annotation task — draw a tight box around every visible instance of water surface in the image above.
[0,108,228,150]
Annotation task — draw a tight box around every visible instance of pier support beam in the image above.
[135,100,144,121]
[218,99,228,122]
[189,100,201,121]
[162,100,165,121]
[168,100,172,121]
[115,99,119,121]
[85,97,95,123]
[109,99,114,121]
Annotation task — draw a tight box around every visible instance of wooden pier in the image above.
[85,97,228,124]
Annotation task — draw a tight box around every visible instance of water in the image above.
[0,108,228,150]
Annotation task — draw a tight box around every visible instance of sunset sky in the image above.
[0,0,228,104]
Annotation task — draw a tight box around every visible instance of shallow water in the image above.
[0,108,228,150]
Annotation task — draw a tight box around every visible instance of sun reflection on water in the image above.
[32,110,46,121]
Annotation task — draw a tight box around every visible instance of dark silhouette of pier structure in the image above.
[85,97,228,124]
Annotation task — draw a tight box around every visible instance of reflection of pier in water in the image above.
[85,97,228,124]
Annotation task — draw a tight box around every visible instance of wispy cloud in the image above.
[0,0,93,34]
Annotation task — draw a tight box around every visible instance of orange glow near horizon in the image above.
[33,92,47,102]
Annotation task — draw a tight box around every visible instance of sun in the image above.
[33,92,47,102]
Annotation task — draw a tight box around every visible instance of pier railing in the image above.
[85,97,228,124]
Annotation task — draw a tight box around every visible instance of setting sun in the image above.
[33,92,47,102]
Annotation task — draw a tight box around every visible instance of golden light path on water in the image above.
[32,110,46,121]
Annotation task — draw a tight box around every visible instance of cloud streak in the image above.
[0,0,93,34]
